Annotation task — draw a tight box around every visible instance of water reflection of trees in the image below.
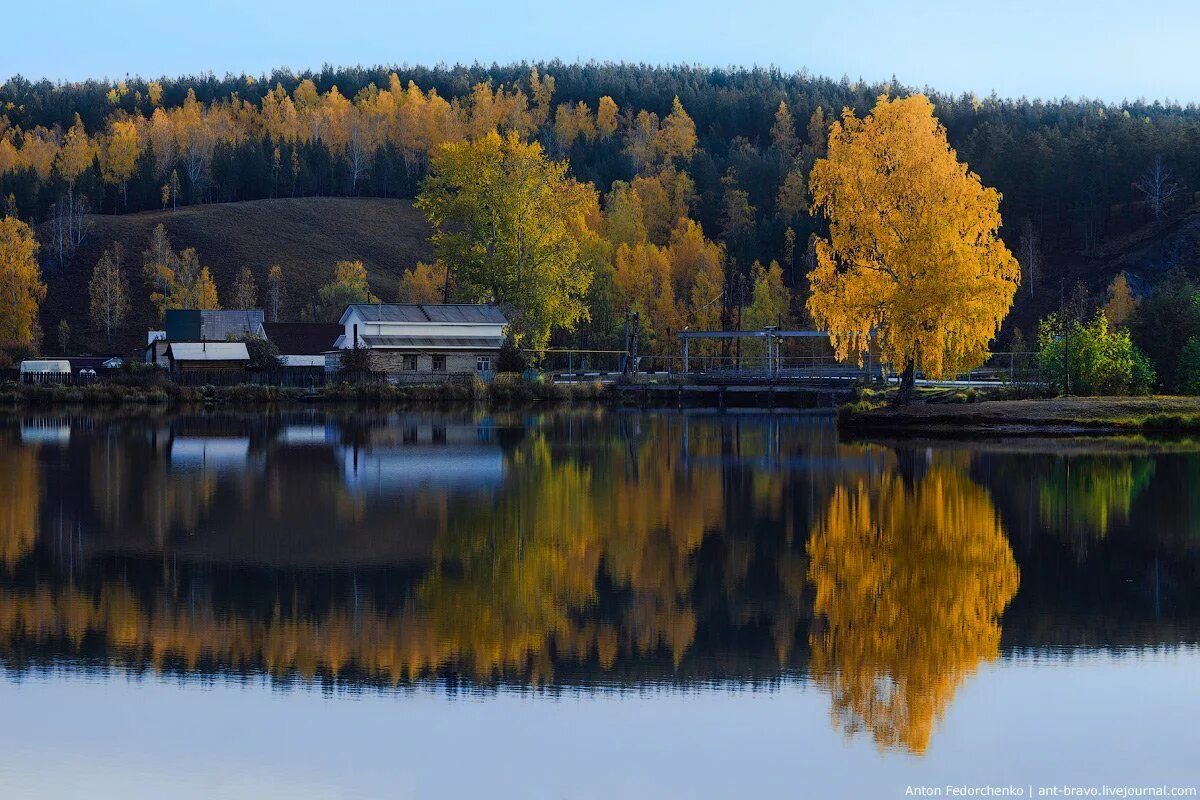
[6,411,1200,755]
[1036,456,1155,546]
[0,412,831,687]
[0,438,38,567]
[806,459,1019,754]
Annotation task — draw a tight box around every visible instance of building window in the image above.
[431,354,447,372]
[402,354,418,371]
[476,356,492,373]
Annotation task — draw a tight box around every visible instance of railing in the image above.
[16,371,100,386]
[541,348,1045,388]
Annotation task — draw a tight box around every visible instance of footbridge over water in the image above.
[543,328,1029,406]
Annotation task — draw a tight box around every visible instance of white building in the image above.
[334,304,508,381]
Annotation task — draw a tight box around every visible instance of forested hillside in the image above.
[38,198,432,352]
[4,61,1200,353]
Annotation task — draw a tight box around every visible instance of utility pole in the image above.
[1060,277,1071,396]
[630,311,640,375]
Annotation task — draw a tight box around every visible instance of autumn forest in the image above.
[4,62,1200,367]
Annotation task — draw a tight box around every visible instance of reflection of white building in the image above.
[20,420,70,445]
[170,437,253,473]
[277,424,340,445]
[341,446,504,493]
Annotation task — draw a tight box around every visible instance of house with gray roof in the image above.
[335,304,508,381]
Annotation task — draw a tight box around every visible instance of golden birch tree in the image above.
[100,118,140,207]
[89,243,129,343]
[807,94,1019,402]
[316,260,377,321]
[398,261,451,303]
[417,130,597,348]
[1103,273,1137,326]
[0,216,46,347]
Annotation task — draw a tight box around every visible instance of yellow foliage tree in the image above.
[603,181,649,247]
[631,167,694,245]
[55,114,96,188]
[596,96,619,139]
[672,220,727,358]
[807,462,1019,753]
[141,226,219,317]
[614,241,680,356]
[18,128,59,180]
[666,218,724,302]
[807,95,1020,402]
[554,101,596,147]
[417,130,597,348]
[1103,273,1137,325]
[744,260,789,330]
[0,216,47,347]
[397,261,451,303]
[657,97,698,164]
[100,118,141,206]
[776,169,807,223]
[168,248,220,312]
[316,259,377,321]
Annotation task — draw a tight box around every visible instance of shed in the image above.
[19,360,72,384]
[165,342,250,374]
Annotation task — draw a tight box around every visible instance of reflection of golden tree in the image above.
[0,443,39,568]
[419,422,720,680]
[807,464,1019,754]
[419,437,605,682]
[1037,456,1154,543]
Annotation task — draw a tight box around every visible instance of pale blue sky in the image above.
[3,0,1196,102]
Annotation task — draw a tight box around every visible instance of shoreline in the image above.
[0,377,608,408]
[838,396,1200,437]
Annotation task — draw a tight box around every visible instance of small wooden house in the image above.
[165,342,250,375]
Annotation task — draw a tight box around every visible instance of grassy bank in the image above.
[839,395,1200,435]
[0,376,608,407]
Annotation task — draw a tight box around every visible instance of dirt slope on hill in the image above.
[38,197,433,354]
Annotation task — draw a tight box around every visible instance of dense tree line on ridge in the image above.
[4,63,1198,289]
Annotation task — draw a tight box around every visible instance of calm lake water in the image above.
[1,407,1198,799]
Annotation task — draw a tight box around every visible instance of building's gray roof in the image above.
[201,310,265,340]
[345,304,507,324]
[167,342,250,361]
[359,335,505,350]
[164,309,264,342]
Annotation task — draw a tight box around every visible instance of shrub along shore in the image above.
[0,374,607,407]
